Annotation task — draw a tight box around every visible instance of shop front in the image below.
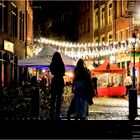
[0,40,18,87]
[91,60,126,97]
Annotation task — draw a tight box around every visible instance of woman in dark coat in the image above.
[49,52,65,120]
[72,59,92,120]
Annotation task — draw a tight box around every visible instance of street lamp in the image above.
[129,32,137,120]
[132,32,137,89]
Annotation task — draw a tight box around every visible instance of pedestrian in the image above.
[72,58,93,120]
[49,52,65,120]
[40,75,47,92]
[91,74,98,97]
[124,74,132,96]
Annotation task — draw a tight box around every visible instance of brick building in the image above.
[65,0,140,89]
[0,0,33,87]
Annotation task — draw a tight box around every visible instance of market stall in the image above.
[18,45,76,84]
[18,45,76,69]
[91,60,127,97]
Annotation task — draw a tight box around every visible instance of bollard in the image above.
[129,89,137,120]
[31,87,40,117]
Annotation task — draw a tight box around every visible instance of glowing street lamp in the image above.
[132,32,136,89]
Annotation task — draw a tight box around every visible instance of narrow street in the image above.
[60,95,140,120]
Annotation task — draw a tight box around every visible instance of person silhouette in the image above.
[72,58,92,120]
[91,74,98,97]
[49,52,65,120]
[124,74,132,96]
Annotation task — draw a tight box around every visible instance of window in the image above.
[11,2,18,37]
[117,63,120,68]
[122,62,125,69]
[94,9,98,29]
[108,3,112,24]
[108,31,113,43]
[4,1,8,32]
[19,11,24,41]
[101,34,105,44]
[100,5,105,27]
[0,1,8,32]
[102,37,105,42]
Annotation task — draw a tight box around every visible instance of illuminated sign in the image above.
[4,40,14,53]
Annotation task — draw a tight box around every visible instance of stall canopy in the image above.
[91,60,126,75]
[18,45,77,70]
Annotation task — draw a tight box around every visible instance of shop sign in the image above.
[4,40,14,53]
[127,1,135,12]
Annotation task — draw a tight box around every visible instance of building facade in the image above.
[92,0,140,89]
[0,0,33,87]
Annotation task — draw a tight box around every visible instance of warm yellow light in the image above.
[65,72,73,77]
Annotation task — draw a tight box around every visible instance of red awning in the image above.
[129,62,140,68]
[91,60,126,75]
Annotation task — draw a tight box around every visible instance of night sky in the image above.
[33,1,79,40]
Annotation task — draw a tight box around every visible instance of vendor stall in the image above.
[91,60,126,97]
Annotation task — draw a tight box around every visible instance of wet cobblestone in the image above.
[60,96,130,120]
[88,97,129,120]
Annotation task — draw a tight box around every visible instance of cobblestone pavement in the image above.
[34,95,140,120]
[88,96,129,120]
[60,96,130,120]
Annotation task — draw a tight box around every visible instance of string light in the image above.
[33,37,140,58]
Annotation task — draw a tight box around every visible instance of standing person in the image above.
[72,58,92,120]
[40,75,47,93]
[124,74,132,96]
[49,52,65,120]
[91,74,98,97]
